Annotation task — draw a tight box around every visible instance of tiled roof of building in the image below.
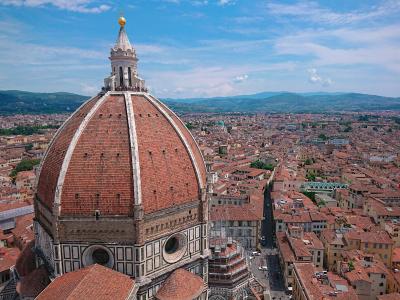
[276,232,295,263]
[392,247,400,263]
[377,292,400,300]
[209,237,239,257]
[321,229,346,246]
[345,230,393,244]
[340,250,389,285]
[274,209,313,223]
[344,268,371,283]
[36,94,206,216]
[344,215,374,230]
[0,247,20,273]
[210,204,260,221]
[155,268,205,300]
[36,264,135,300]
[294,263,357,300]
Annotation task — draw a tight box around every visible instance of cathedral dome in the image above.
[31,19,208,299]
[36,92,206,216]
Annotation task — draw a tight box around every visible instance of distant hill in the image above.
[0,90,89,114]
[164,92,400,113]
[0,90,399,115]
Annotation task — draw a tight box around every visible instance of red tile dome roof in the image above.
[155,268,205,300]
[36,92,206,216]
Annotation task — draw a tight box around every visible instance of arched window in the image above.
[119,66,123,87]
[128,67,132,87]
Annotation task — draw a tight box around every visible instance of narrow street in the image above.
[247,248,290,300]
[246,180,291,299]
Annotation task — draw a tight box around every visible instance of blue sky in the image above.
[0,0,399,98]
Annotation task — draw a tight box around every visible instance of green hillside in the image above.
[0,90,398,115]
[0,90,89,114]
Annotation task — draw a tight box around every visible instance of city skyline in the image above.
[1,2,400,300]
[0,0,399,98]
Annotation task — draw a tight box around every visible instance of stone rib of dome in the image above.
[150,95,207,186]
[60,95,134,216]
[133,94,201,213]
[36,95,101,210]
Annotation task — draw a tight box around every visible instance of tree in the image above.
[318,134,328,141]
[306,173,316,181]
[250,160,274,171]
[301,191,316,204]
[0,124,60,136]
[304,158,313,165]
[10,159,40,178]
[348,260,355,271]
[343,126,352,132]
[25,143,34,151]
[358,115,370,122]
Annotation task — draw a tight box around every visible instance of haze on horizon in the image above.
[0,0,399,98]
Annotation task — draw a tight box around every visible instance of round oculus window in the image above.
[163,233,187,264]
[92,248,110,265]
[165,237,179,254]
[82,245,114,268]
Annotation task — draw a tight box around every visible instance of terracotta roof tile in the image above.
[36,264,135,300]
[377,292,400,300]
[36,93,205,216]
[155,268,205,300]
[0,247,20,273]
[37,95,100,210]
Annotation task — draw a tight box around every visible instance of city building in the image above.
[338,250,388,300]
[344,230,393,267]
[208,237,250,300]
[292,262,358,300]
[277,226,324,289]
[320,229,348,271]
[210,205,261,249]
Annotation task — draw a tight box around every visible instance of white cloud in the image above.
[275,25,400,74]
[307,68,332,86]
[161,0,180,3]
[135,44,166,54]
[266,0,400,24]
[0,39,105,65]
[234,74,248,83]
[80,83,99,95]
[218,0,235,6]
[192,0,208,6]
[145,61,298,98]
[0,0,111,13]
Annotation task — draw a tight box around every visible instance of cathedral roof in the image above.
[36,264,135,300]
[36,93,206,216]
[155,268,205,300]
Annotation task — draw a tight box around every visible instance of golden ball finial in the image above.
[118,16,126,27]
